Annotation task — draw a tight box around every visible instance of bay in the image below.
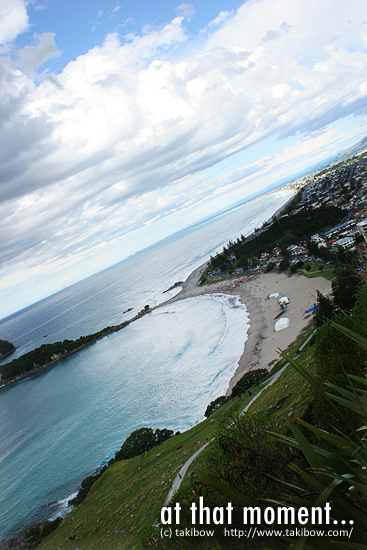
[0,190,292,539]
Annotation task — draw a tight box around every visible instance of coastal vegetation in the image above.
[70,428,175,507]
[0,331,112,383]
[0,339,15,357]
[230,367,268,398]
[204,369,268,417]
[26,518,63,550]
[0,307,152,385]
[141,282,367,549]
[201,206,343,281]
[12,279,364,549]
[4,154,367,548]
[306,244,364,312]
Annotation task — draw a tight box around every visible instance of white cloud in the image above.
[176,3,196,21]
[0,0,28,45]
[16,32,61,74]
[1,0,367,315]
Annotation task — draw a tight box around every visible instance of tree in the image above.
[112,427,173,463]
[314,290,335,327]
[231,369,268,398]
[0,339,15,356]
[205,396,228,418]
[312,283,367,431]
[331,249,363,312]
[279,258,290,271]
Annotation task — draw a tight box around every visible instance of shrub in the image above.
[204,396,228,418]
[230,368,268,398]
[111,427,174,463]
[265,261,276,273]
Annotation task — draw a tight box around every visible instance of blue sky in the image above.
[0,0,367,317]
[18,0,241,73]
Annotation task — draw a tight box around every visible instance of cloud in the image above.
[16,32,61,74]
[0,0,28,45]
[262,29,281,42]
[280,21,292,33]
[1,0,367,315]
[176,3,196,22]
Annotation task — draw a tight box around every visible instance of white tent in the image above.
[275,317,290,331]
[268,292,280,299]
[278,296,289,304]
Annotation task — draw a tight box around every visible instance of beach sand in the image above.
[164,265,332,396]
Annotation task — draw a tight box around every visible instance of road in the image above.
[163,328,314,505]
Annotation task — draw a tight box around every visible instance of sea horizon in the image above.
[0,189,291,540]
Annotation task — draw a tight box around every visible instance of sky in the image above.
[1,0,367,318]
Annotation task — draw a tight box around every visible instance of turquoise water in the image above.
[0,191,292,539]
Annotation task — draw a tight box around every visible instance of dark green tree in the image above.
[112,427,173,463]
[231,368,268,398]
[279,257,290,271]
[205,396,228,418]
[0,339,15,356]
[314,290,335,327]
[312,283,367,432]
[331,249,363,312]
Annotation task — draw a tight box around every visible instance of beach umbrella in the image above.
[275,317,290,331]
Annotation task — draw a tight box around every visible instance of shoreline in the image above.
[0,188,295,389]
[0,308,153,388]
[162,266,332,396]
[0,269,334,547]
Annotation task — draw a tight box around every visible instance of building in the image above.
[332,237,355,250]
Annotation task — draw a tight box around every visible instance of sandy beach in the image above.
[164,265,332,395]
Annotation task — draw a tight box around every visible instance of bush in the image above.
[26,517,63,549]
[312,283,367,432]
[0,339,15,356]
[314,290,335,327]
[230,368,268,398]
[205,410,308,502]
[204,396,228,417]
[111,427,174,463]
[279,258,290,271]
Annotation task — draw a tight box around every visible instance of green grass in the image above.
[38,420,219,550]
[249,326,315,424]
[38,326,317,550]
[37,384,274,550]
[301,261,335,280]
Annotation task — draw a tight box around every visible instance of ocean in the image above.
[0,190,292,539]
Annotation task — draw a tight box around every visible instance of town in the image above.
[202,148,367,284]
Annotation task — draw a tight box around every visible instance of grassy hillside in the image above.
[35,282,367,550]
[37,327,316,550]
[38,419,219,550]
